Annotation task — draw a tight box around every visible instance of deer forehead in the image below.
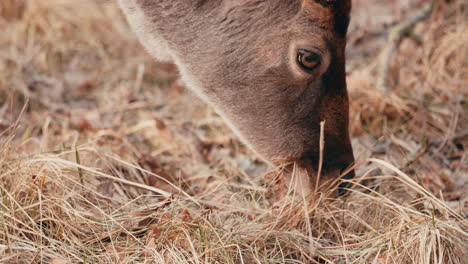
[225,0,350,38]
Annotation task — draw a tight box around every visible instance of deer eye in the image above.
[297,49,322,72]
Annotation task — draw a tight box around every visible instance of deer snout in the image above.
[294,139,355,197]
[321,152,355,196]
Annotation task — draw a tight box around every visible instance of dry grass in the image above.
[0,0,467,263]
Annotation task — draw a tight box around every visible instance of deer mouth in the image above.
[337,167,355,196]
[271,155,355,200]
[306,163,356,196]
[292,148,356,197]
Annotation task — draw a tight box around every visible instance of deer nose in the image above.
[328,152,355,196]
[328,139,356,196]
[304,146,355,196]
[338,165,355,196]
[313,162,355,196]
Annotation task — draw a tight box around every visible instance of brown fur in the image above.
[118,0,354,194]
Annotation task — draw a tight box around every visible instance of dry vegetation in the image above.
[0,0,467,263]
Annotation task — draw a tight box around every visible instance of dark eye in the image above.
[297,49,322,72]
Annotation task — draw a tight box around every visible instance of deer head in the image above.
[119,0,354,195]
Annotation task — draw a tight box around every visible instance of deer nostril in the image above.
[337,167,355,196]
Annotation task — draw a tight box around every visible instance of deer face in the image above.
[119,0,354,192]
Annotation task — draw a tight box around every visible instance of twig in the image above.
[378,3,433,92]
[75,147,84,186]
[315,121,326,191]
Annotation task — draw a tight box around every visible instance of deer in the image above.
[118,0,355,199]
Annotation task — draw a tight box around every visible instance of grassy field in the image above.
[0,0,467,263]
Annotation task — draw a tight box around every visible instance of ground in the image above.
[0,0,467,263]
